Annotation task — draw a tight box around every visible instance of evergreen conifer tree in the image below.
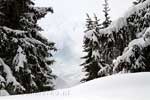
[113,27,150,73]
[81,14,103,82]
[85,14,94,32]
[0,0,56,95]
[82,0,150,78]
[102,0,111,28]
[97,0,150,75]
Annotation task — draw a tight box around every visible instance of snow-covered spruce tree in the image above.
[84,14,94,31]
[102,0,111,28]
[0,0,56,95]
[81,14,106,82]
[113,27,150,73]
[97,0,150,75]
[84,0,150,77]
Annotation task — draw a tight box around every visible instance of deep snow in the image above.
[1,72,150,100]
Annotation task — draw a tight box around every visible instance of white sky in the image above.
[35,0,134,87]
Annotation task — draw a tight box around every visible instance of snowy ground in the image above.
[1,72,150,100]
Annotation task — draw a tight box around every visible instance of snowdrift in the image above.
[1,72,150,100]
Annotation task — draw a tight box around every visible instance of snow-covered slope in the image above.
[1,73,150,100]
[70,73,150,99]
